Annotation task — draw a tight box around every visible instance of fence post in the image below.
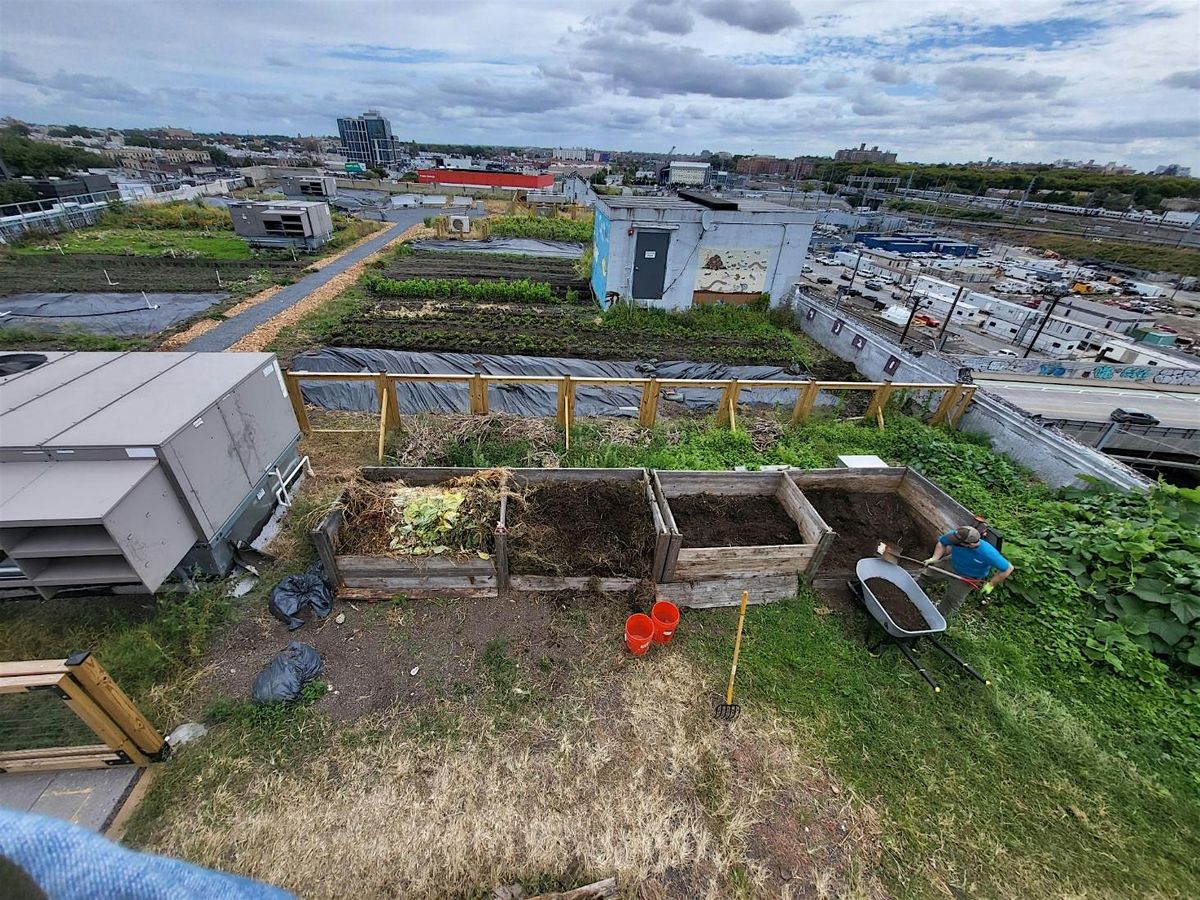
[469,373,489,415]
[65,652,164,757]
[556,376,575,429]
[285,373,311,435]
[948,385,975,428]
[716,380,740,429]
[930,386,961,426]
[790,381,820,425]
[638,378,659,428]
[377,377,390,463]
[54,676,150,767]
[865,384,894,430]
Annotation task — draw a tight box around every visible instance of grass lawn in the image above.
[10,227,255,260]
[1,416,1195,898]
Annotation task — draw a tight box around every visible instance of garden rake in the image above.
[875,542,984,588]
[714,590,750,722]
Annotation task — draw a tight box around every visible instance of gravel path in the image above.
[184,207,454,352]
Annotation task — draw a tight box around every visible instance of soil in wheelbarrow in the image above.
[803,488,937,572]
[672,493,803,548]
[865,579,930,632]
[507,480,657,577]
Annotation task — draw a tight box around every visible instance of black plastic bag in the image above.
[251,642,323,704]
[268,572,333,630]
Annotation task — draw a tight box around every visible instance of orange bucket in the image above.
[625,613,654,656]
[650,600,680,644]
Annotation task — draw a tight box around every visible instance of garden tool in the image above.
[714,590,750,722]
[875,542,984,588]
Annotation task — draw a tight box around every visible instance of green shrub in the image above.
[489,215,594,242]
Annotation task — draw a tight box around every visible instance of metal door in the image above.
[632,231,670,300]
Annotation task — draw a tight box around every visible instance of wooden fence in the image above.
[284,370,977,461]
[0,652,165,773]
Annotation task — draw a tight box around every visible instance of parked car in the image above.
[864,280,883,291]
[1110,408,1160,426]
[847,288,862,297]
[914,314,940,327]
[840,271,853,281]
[816,276,833,284]
[993,349,1018,357]
[802,265,814,273]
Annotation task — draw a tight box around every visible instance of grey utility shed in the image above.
[0,351,302,597]
[590,192,816,310]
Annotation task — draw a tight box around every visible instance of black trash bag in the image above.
[268,572,333,630]
[251,642,323,704]
[304,563,334,620]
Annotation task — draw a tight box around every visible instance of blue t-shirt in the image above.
[939,532,1011,579]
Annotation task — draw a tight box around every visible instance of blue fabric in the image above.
[0,808,293,900]
[938,532,1012,579]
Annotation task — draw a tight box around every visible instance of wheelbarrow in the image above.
[848,558,989,692]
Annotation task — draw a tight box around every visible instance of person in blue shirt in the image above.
[919,525,1014,619]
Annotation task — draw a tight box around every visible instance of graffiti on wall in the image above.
[959,355,1200,386]
[694,248,769,294]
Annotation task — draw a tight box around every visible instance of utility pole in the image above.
[899,281,923,345]
[1022,289,1066,358]
[936,284,967,351]
[1014,175,1036,221]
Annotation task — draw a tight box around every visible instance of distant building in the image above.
[337,110,398,168]
[110,146,211,168]
[846,174,901,191]
[554,147,589,161]
[855,231,978,257]
[737,156,792,176]
[590,192,815,310]
[662,161,710,186]
[229,200,334,251]
[417,168,553,190]
[834,143,897,164]
[26,174,116,201]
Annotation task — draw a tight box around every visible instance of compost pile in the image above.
[507,480,656,577]
[672,493,801,548]
[865,579,929,632]
[803,489,935,570]
[336,471,503,558]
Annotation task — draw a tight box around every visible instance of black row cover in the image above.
[292,348,816,418]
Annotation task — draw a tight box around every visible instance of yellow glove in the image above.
[923,557,938,566]
[980,583,995,596]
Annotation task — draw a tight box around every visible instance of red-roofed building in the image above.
[417,168,553,190]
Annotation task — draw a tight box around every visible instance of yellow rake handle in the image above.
[725,590,750,706]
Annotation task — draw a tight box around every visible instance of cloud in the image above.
[869,62,909,85]
[697,0,800,35]
[851,95,893,116]
[627,0,693,35]
[1032,118,1200,144]
[434,75,584,115]
[1161,69,1200,89]
[323,44,446,64]
[823,73,850,90]
[936,65,1066,98]
[576,33,797,99]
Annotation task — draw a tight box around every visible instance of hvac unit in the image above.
[448,215,472,233]
[0,351,303,598]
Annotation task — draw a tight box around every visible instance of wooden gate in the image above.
[0,652,165,774]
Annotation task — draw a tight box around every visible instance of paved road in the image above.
[184,208,433,352]
[981,380,1200,428]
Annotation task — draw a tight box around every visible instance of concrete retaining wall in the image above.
[791,290,1150,490]
[956,354,1200,387]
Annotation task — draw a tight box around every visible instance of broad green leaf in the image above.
[1145,611,1189,646]
[1169,595,1200,624]
[1130,578,1173,605]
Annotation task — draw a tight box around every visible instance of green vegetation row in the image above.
[488,215,594,242]
[886,198,1006,221]
[362,273,558,304]
[1018,233,1200,277]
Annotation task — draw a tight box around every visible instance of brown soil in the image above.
[201,585,649,721]
[803,488,937,572]
[865,579,928,632]
[671,493,802,548]
[508,481,657,577]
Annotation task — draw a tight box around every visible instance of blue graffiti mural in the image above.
[590,208,610,306]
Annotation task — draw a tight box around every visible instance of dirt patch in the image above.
[671,493,802,548]
[803,489,937,572]
[201,586,640,722]
[508,481,656,577]
[864,579,928,632]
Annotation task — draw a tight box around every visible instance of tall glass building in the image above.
[336,110,397,167]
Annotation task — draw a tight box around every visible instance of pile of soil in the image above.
[803,488,936,571]
[508,480,656,577]
[865,579,929,632]
[671,493,802,548]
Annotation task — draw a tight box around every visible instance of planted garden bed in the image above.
[789,467,976,582]
[652,471,832,608]
[381,252,587,297]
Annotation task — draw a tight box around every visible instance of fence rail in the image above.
[285,370,976,460]
[0,653,165,773]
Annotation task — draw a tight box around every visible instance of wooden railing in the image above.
[284,371,976,461]
[0,652,165,773]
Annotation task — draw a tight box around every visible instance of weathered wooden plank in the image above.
[285,373,311,435]
[0,752,128,774]
[338,585,497,601]
[66,653,164,757]
[775,476,825,543]
[0,744,114,761]
[311,505,344,587]
[658,575,798,608]
[338,555,497,578]
[806,529,837,577]
[897,470,973,538]
[788,468,906,492]
[673,545,816,578]
[508,467,646,485]
[508,576,644,593]
[638,378,659,427]
[0,659,69,678]
[655,470,778,498]
[0,673,65,694]
[528,877,618,900]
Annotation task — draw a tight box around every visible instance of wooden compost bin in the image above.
[502,468,671,593]
[788,467,976,587]
[652,470,833,609]
[312,467,502,600]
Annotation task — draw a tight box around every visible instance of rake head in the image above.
[713,701,742,722]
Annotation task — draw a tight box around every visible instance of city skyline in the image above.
[1,0,1198,170]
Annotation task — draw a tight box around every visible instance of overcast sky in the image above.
[2,0,1198,169]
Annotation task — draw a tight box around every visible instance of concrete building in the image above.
[278,174,338,200]
[554,147,589,161]
[591,193,816,310]
[417,168,553,190]
[845,174,901,191]
[229,200,333,251]
[1042,296,1154,335]
[337,110,398,168]
[664,161,710,186]
[1091,336,1199,368]
[25,174,116,201]
[834,143,897,164]
[856,232,979,257]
